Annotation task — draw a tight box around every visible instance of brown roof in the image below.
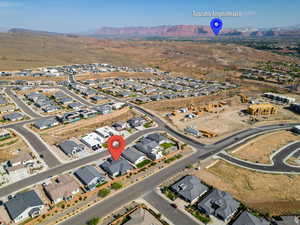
[44,174,80,201]
[10,153,32,164]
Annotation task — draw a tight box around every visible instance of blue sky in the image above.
[0,0,299,32]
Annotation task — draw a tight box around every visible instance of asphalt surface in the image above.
[218,141,300,173]
[12,125,61,168]
[143,191,199,225]
[0,127,160,198]
[5,87,41,118]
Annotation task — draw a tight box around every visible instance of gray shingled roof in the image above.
[58,140,83,155]
[198,189,240,221]
[74,165,104,186]
[171,175,208,203]
[146,133,167,143]
[5,190,43,220]
[232,211,269,225]
[34,118,58,129]
[100,158,133,176]
[121,147,146,164]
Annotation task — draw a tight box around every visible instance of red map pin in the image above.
[107,135,126,160]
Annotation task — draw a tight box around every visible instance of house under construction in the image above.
[248,103,277,116]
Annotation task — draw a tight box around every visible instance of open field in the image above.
[0,130,31,162]
[196,160,300,216]
[0,32,299,77]
[38,107,137,145]
[230,130,300,164]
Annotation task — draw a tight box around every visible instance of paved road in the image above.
[143,191,199,225]
[0,127,160,198]
[5,87,41,118]
[12,125,61,168]
[218,141,300,173]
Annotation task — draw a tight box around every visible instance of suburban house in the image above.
[58,97,73,105]
[43,174,80,204]
[100,158,133,177]
[127,117,146,128]
[3,112,24,121]
[74,165,106,191]
[90,95,105,103]
[146,133,169,145]
[68,102,83,110]
[95,126,118,139]
[34,118,59,130]
[8,153,33,167]
[93,105,112,115]
[56,112,81,124]
[4,190,44,223]
[81,132,103,150]
[42,105,60,113]
[170,175,209,203]
[232,211,269,225]
[121,147,147,165]
[0,105,15,113]
[112,121,128,131]
[78,109,97,119]
[134,140,163,160]
[58,140,85,156]
[6,164,28,177]
[197,189,240,222]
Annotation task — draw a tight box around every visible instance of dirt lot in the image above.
[230,130,300,164]
[0,130,31,162]
[196,160,300,216]
[38,107,137,145]
[76,72,154,81]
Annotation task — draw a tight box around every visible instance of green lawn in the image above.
[143,121,153,128]
[111,182,123,190]
[98,188,110,198]
[160,142,175,149]
[136,159,151,168]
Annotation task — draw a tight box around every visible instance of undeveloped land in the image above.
[38,107,137,145]
[196,160,300,216]
[230,130,300,164]
[0,130,31,162]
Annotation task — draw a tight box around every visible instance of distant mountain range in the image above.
[86,25,300,38]
[5,25,300,38]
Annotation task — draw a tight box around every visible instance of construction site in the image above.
[157,93,300,144]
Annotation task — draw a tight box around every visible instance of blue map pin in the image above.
[210,18,223,35]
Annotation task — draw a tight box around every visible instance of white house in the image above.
[81,132,103,150]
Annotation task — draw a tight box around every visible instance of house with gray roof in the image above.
[68,102,83,110]
[58,140,85,156]
[100,158,133,177]
[121,147,147,165]
[170,175,209,203]
[232,211,269,225]
[146,133,168,145]
[3,112,24,121]
[74,165,106,191]
[34,118,59,130]
[134,141,162,160]
[5,190,44,223]
[58,97,73,105]
[198,189,240,222]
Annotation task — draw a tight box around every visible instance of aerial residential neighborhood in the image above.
[0,1,300,225]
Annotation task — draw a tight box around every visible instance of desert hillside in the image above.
[0,32,298,76]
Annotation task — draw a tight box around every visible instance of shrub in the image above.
[111,182,122,190]
[98,188,110,198]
